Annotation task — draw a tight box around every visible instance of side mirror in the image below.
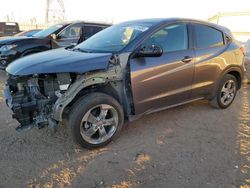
[137,45,163,57]
[50,33,58,40]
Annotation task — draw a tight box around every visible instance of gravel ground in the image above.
[0,71,249,188]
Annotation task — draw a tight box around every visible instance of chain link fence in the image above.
[18,22,48,31]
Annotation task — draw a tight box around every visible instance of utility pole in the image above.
[45,0,49,24]
[45,0,66,24]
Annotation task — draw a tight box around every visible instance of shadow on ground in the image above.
[0,72,249,187]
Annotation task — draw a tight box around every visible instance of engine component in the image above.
[4,74,61,131]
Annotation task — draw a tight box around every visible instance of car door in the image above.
[52,23,82,48]
[130,23,195,115]
[191,24,229,98]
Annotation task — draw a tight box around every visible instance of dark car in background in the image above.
[14,29,42,37]
[4,18,245,149]
[0,21,110,68]
[0,22,20,37]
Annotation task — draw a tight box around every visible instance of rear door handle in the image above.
[182,56,193,63]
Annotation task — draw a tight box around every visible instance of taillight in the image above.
[240,46,246,56]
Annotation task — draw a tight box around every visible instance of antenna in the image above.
[45,0,66,24]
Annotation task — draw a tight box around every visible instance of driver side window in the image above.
[142,24,188,53]
[58,23,82,39]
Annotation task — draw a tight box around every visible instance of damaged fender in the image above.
[52,64,123,121]
[52,53,131,122]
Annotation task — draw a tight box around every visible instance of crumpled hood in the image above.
[6,48,113,76]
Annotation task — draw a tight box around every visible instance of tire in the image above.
[209,74,237,109]
[68,92,124,149]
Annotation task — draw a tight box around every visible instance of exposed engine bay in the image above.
[4,73,72,131]
[4,54,130,132]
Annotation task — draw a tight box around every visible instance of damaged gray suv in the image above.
[4,18,245,149]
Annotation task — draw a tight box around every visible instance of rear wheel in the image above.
[209,74,237,109]
[68,92,124,149]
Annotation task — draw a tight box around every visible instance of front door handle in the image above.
[182,56,193,63]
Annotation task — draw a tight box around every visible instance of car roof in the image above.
[121,18,231,35]
[120,18,233,52]
[57,20,112,26]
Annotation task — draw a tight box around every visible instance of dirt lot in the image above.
[0,71,249,188]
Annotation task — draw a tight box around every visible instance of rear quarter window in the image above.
[194,24,224,49]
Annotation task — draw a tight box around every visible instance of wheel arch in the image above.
[63,83,121,112]
[209,65,244,100]
[222,66,243,90]
[62,82,130,121]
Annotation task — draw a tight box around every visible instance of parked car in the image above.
[14,29,42,37]
[4,18,245,149]
[244,39,250,83]
[0,22,20,37]
[245,39,250,63]
[0,21,110,69]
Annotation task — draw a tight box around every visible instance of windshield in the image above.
[33,24,64,37]
[75,22,153,53]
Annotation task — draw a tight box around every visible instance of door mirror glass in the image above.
[50,33,58,40]
[137,45,163,57]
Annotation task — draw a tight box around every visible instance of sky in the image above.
[0,0,250,23]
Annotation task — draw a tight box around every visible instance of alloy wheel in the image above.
[80,104,119,145]
[220,79,236,106]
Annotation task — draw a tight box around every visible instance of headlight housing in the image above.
[0,44,17,52]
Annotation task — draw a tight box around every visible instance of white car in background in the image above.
[245,39,250,63]
[244,39,250,83]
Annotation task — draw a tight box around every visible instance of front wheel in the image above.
[209,74,238,109]
[68,92,124,149]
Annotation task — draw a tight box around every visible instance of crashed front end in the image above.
[3,47,125,131]
[4,73,71,131]
[3,53,127,132]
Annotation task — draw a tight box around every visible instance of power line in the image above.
[45,0,66,24]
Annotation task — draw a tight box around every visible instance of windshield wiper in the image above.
[72,48,91,53]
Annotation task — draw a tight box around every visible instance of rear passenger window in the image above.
[194,24,224,49]
[59,23,81,38]
[84,26,103,39]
